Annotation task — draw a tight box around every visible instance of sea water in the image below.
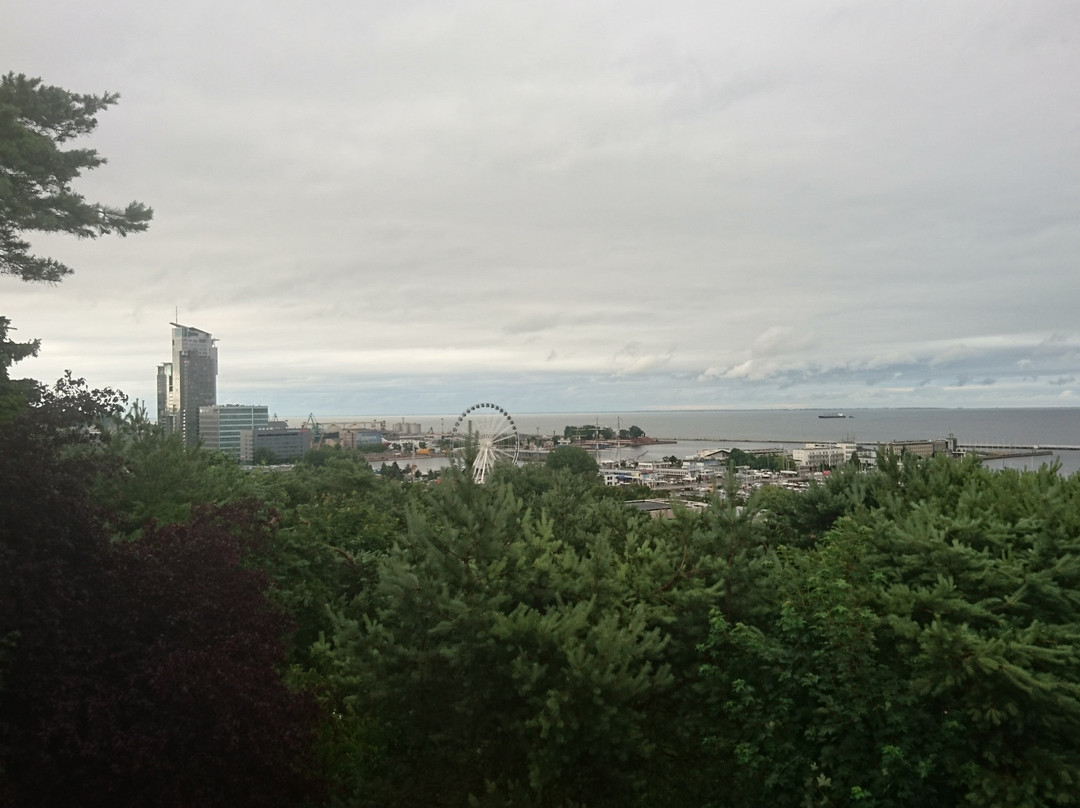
[513,409,1080,476]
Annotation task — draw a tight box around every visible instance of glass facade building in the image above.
[240,426,313,463]
[199,405,269,459]
[157,323,218,448]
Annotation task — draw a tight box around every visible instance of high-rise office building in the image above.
[199,404,269,459]
[157,323,217,448]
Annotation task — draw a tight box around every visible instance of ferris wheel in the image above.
[449,403,520,483]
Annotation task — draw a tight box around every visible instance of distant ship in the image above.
[818,412,851,419]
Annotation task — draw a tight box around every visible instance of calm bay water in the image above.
[515,409,1080,476]
[293,408,1080,477]
[505,408,1080,447]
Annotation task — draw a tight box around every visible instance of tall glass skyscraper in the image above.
[156,323,217,448]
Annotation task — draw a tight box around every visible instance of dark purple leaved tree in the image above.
[1,384,320,806]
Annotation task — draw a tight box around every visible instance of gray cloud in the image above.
[4,1,1080,413]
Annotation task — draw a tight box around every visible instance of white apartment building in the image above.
[792,442,858,469]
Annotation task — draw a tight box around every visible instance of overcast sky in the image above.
[5,1,1079,416]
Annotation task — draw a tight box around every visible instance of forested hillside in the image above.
[3,384,1080,807]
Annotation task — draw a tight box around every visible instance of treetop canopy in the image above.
[0,72,152,283]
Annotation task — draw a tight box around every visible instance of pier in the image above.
[957,443,1077,461]
[961,447,1054,460]
[957,443,1080,451]
[671,436,1079,452]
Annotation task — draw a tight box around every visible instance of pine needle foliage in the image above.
[0,72,152,282]
[311,467,736,807]
[701,455,1080,808]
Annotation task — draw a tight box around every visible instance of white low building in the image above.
[792,442,857,469]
